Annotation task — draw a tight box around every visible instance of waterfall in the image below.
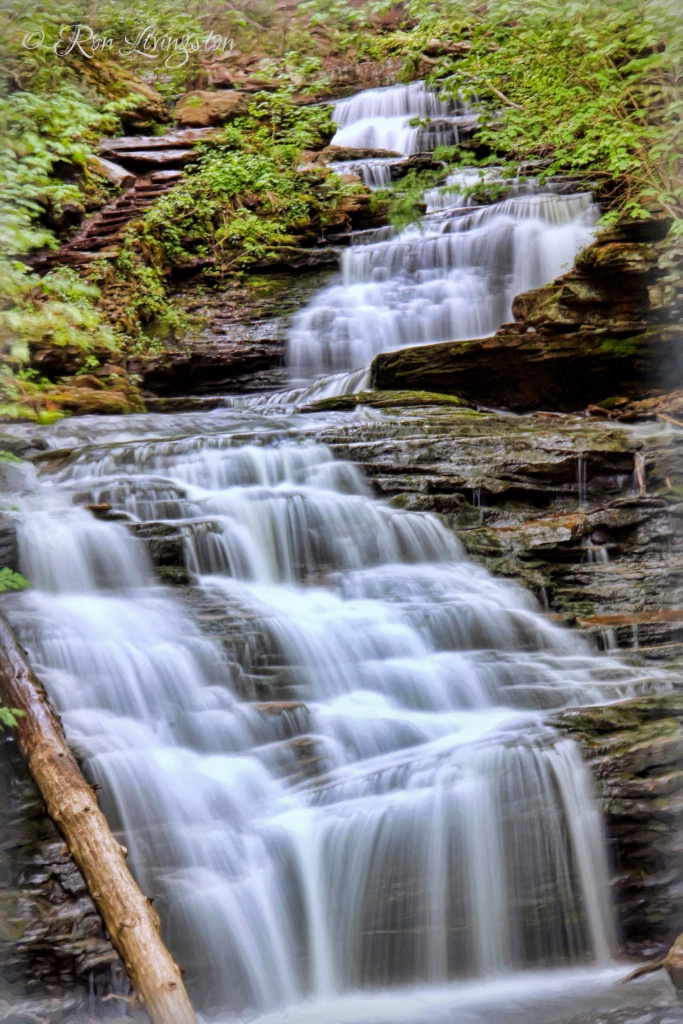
[330,82,471,155]
[5,406,663,1018]
[289,191,598,377]
[0,81,666,1024]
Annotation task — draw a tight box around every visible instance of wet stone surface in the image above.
[0,737,125,1018]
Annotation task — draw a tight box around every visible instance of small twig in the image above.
[486,83,524,109]
[657,412,683,428]
[622,958,666,983]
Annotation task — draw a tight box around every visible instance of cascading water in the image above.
[330,81,474,155]
[288,188,598,378]
[289,83,598,383]
[0,83,670,1024]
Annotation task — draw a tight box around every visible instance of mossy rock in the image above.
[302,389,476,412]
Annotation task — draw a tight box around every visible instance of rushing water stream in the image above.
[0,83,673,1022]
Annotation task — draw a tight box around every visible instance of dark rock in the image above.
[0,737,122,1018]
[0,520,19,572]
[371,324,683,414]
[551,694,683,958]
[132,270,335,396]
[317,401,683,633]
[318,145,402,162]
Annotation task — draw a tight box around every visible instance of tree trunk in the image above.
[0,613,199,1024]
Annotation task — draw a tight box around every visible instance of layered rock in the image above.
[551,694,683,960]
[0,738,122,1021]
[313,399,683,644]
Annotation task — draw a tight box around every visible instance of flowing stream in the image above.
[0,83,671,1022]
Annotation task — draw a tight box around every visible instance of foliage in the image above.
[115,89,355,292]
[1,263,119,364]
[0,69,125,417]
[0,704,25,729]
[1,0,256,96]
[405,0,682,224]
[0,450,22,465]
[0,567,30,593]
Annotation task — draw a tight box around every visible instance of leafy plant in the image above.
[0,705,25,730]
[0,567,30,593]
[405,0,682,224]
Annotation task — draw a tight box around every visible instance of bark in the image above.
[87,155,136,189]
[0,612,199,1024]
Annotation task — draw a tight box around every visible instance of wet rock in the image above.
[303,389,473,412]
[129,521,186,575]
[132,270,334,395]
[318,403,683,635]
[371,325,683,413]
[0,521,19,573]
[318,145,402,162]
[551,694,683,959]
[174,90,250,127]
[557,1006,683,1024]
[0,737,122,1018]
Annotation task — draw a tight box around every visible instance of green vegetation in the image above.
[0,0,679,420]
[0,704,25,729]
[0,567,30,593]
[110,90,358,330]
[409,0,681,224]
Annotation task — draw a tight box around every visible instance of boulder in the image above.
[174,90,250,127]
[72,56,168,127]
[371,325,683,413]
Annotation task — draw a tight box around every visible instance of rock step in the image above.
[35,175,181,270]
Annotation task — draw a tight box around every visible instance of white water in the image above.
[331,82,472,155]
[290,87,598,380]
[289,189,598,377]
[0,83,668,1024]
[4,409,665,1019]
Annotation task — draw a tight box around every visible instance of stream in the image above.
[0,82,676,1023]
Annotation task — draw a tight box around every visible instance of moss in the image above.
[303,389,476,412]
[550,693,683,750]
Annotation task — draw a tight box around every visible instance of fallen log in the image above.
[0,612,199,1024]
[623,929,683,994]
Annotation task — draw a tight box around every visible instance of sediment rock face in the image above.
[372,221,683,412]
[552,694,683,960]
[315,400,683,643]
[0,738,121,1020]
[131,270,336,395]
